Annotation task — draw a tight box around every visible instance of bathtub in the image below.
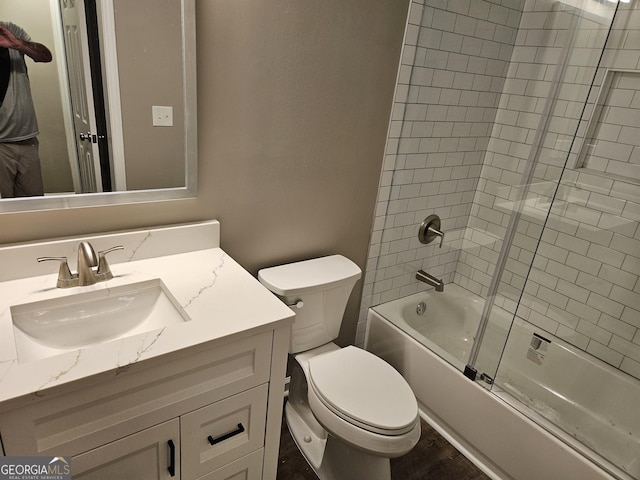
[365,284,639,480]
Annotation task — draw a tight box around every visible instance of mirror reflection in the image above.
[0,20,51,197]
[0,0,195,207]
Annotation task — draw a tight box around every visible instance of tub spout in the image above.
[416,270,444,292]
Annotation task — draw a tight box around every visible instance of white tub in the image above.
[365,285,639,480]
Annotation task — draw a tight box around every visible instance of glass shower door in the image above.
[468,0,619,384]
[472,2,640,478]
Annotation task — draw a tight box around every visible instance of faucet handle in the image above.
[37,257,76,288]
[96,245,124,277]
[418,214,445,248]
[427,224,445,248]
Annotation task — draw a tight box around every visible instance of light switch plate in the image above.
[152,106,173,127]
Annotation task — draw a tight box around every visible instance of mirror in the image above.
[0,0,196,212]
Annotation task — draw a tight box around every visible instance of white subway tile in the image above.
[611,233,640,258]
[586,191,626,216]
[622,201,640,223]
[577,319,613,345]
[554,232,589,255]
[610,285,640,312]
[556,324,590,350]
[599,313,637,341]
[557,279,590,303]
[527,309,560,333]
[587,340,623,367]
[587,292,625,319]
[620,357,640,380]
[610,335,640,363]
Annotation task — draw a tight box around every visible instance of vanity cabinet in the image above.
[0,327,289,480]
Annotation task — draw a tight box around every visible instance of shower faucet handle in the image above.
[418,214,445,248]
[427,224,445,248]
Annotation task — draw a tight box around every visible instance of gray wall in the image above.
[115,0,185,190]
[0,0,409,346]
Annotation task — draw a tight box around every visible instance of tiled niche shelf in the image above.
[575,69,640,185]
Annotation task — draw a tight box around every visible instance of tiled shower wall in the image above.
[357,0,524,345]
[359,0,640,381]
[452,1,611,302]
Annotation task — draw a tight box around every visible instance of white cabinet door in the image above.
[72,418,180,480]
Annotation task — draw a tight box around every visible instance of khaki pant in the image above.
[0,137,44,198]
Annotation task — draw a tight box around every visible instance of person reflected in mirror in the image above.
[0,21,52,198]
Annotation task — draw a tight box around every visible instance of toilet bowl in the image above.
[258,256,420,480]
[306,344,420,454]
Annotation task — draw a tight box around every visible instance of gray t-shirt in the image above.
[0,21,39,142]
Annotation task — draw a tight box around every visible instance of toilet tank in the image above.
[258,255,361,353]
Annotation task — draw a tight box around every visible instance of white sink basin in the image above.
[11,279,190,363]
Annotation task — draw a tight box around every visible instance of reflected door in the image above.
[59,0,102,193]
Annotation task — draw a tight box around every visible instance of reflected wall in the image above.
[114,0,185,190]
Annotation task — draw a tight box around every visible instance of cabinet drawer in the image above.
[0,332,272,456]
[181,385,268,480]
[196,449,264,480]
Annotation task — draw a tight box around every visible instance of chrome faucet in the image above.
[38,241,124,288]
[416,269,445,292]
[77,241,99,286]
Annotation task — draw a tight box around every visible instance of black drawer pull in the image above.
[207,423,245,446]
[167,439,176,477]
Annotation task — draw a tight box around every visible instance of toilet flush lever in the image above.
[287,300,304,309]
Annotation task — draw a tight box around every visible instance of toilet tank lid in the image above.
[258,255,361,296]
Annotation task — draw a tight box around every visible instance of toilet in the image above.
[258,255,420,480]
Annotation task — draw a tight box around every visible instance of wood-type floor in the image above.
[276,407,490,480]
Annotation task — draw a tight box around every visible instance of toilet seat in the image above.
[308,346,418,435]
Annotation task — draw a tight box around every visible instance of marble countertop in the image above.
[0,220,294,406]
